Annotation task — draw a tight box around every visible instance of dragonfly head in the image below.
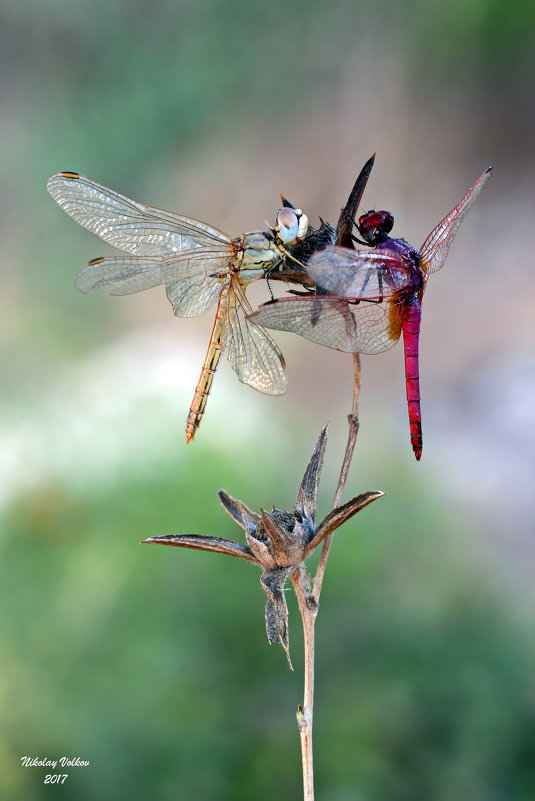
[357,210,394,245]
[276,198,309,245]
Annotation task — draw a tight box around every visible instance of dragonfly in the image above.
[250,166,493,460]
[46,171,316,442]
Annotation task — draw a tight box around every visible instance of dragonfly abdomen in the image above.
[185,290,227,443]
[402,297,423,460]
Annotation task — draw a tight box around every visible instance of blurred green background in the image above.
[1,0,535,799]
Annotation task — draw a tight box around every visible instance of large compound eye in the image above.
[358,210,394,242]
[357,211,378,240]
[277,207,299,244]
[296,211,309,239]
[381,212,394,234]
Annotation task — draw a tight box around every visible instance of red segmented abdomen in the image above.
[402,296,423,460]
[185,289,227,443]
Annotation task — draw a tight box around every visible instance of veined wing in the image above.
[224,280,287,395]
[47,172,231,257]
[75,249,230,317]
[249,295,403,355]
[75,255,168,295]
[419,166,492,274]
[165,252,230,317]
[307,246,412,299]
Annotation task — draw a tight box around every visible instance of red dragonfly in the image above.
[250,166,493,460]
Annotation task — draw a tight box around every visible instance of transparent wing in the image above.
[75,249,230,317]
[47,172,231,257]
[307,246,412,298]
[249,295,403,355]
[419,166,492,274]
[224,281,287,395]
[75,256,169,295]
[165,252,229,317]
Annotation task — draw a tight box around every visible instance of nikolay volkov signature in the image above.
[21,756,90,768]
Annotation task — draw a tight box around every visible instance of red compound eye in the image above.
[358,210,394,241]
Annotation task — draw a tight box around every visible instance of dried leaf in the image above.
[218,490,261,531]
[261,567,293,669]
[240,503,263,539]
[295,424,328,524]
[142,534,258,563]
[145,425,384,668]
[336,153,375,248]
[260,509,302,567]
[305,491,385,555]
[245,529,277,570]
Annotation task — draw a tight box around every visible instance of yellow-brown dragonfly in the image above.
[47,172,311,441]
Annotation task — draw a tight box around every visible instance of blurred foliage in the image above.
[2,0,533,350]
[3,0,534,191]
[1,445,535,801]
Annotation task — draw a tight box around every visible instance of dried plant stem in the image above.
[313,351,361,600]
[294,352,361,801]
[292,565,316,801]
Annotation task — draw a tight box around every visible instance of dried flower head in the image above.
[143,425,384,664]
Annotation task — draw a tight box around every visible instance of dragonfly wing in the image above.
[165,259,228,317]
[224,282,287,395]
[419,167,492,274]
[76,249,229,317]
[250,296,403,355]
[307,247,412,299]
[47,172,231,257]
[75,256,168,295]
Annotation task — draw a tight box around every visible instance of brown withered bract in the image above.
[142,425,384,666]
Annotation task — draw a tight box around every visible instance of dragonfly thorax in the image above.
[237,230,279,284]
[358,210,394,245]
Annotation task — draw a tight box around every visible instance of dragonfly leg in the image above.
[346,264,384,306]
[277,244,307,271]
[377,268,384,302]
[265,258,283,279]
[264,257,287,300]
[265,258,283,277]
[359,269,372,296]
[266,276,276,301]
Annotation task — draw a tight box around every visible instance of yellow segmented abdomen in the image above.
[185,289,227,443]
